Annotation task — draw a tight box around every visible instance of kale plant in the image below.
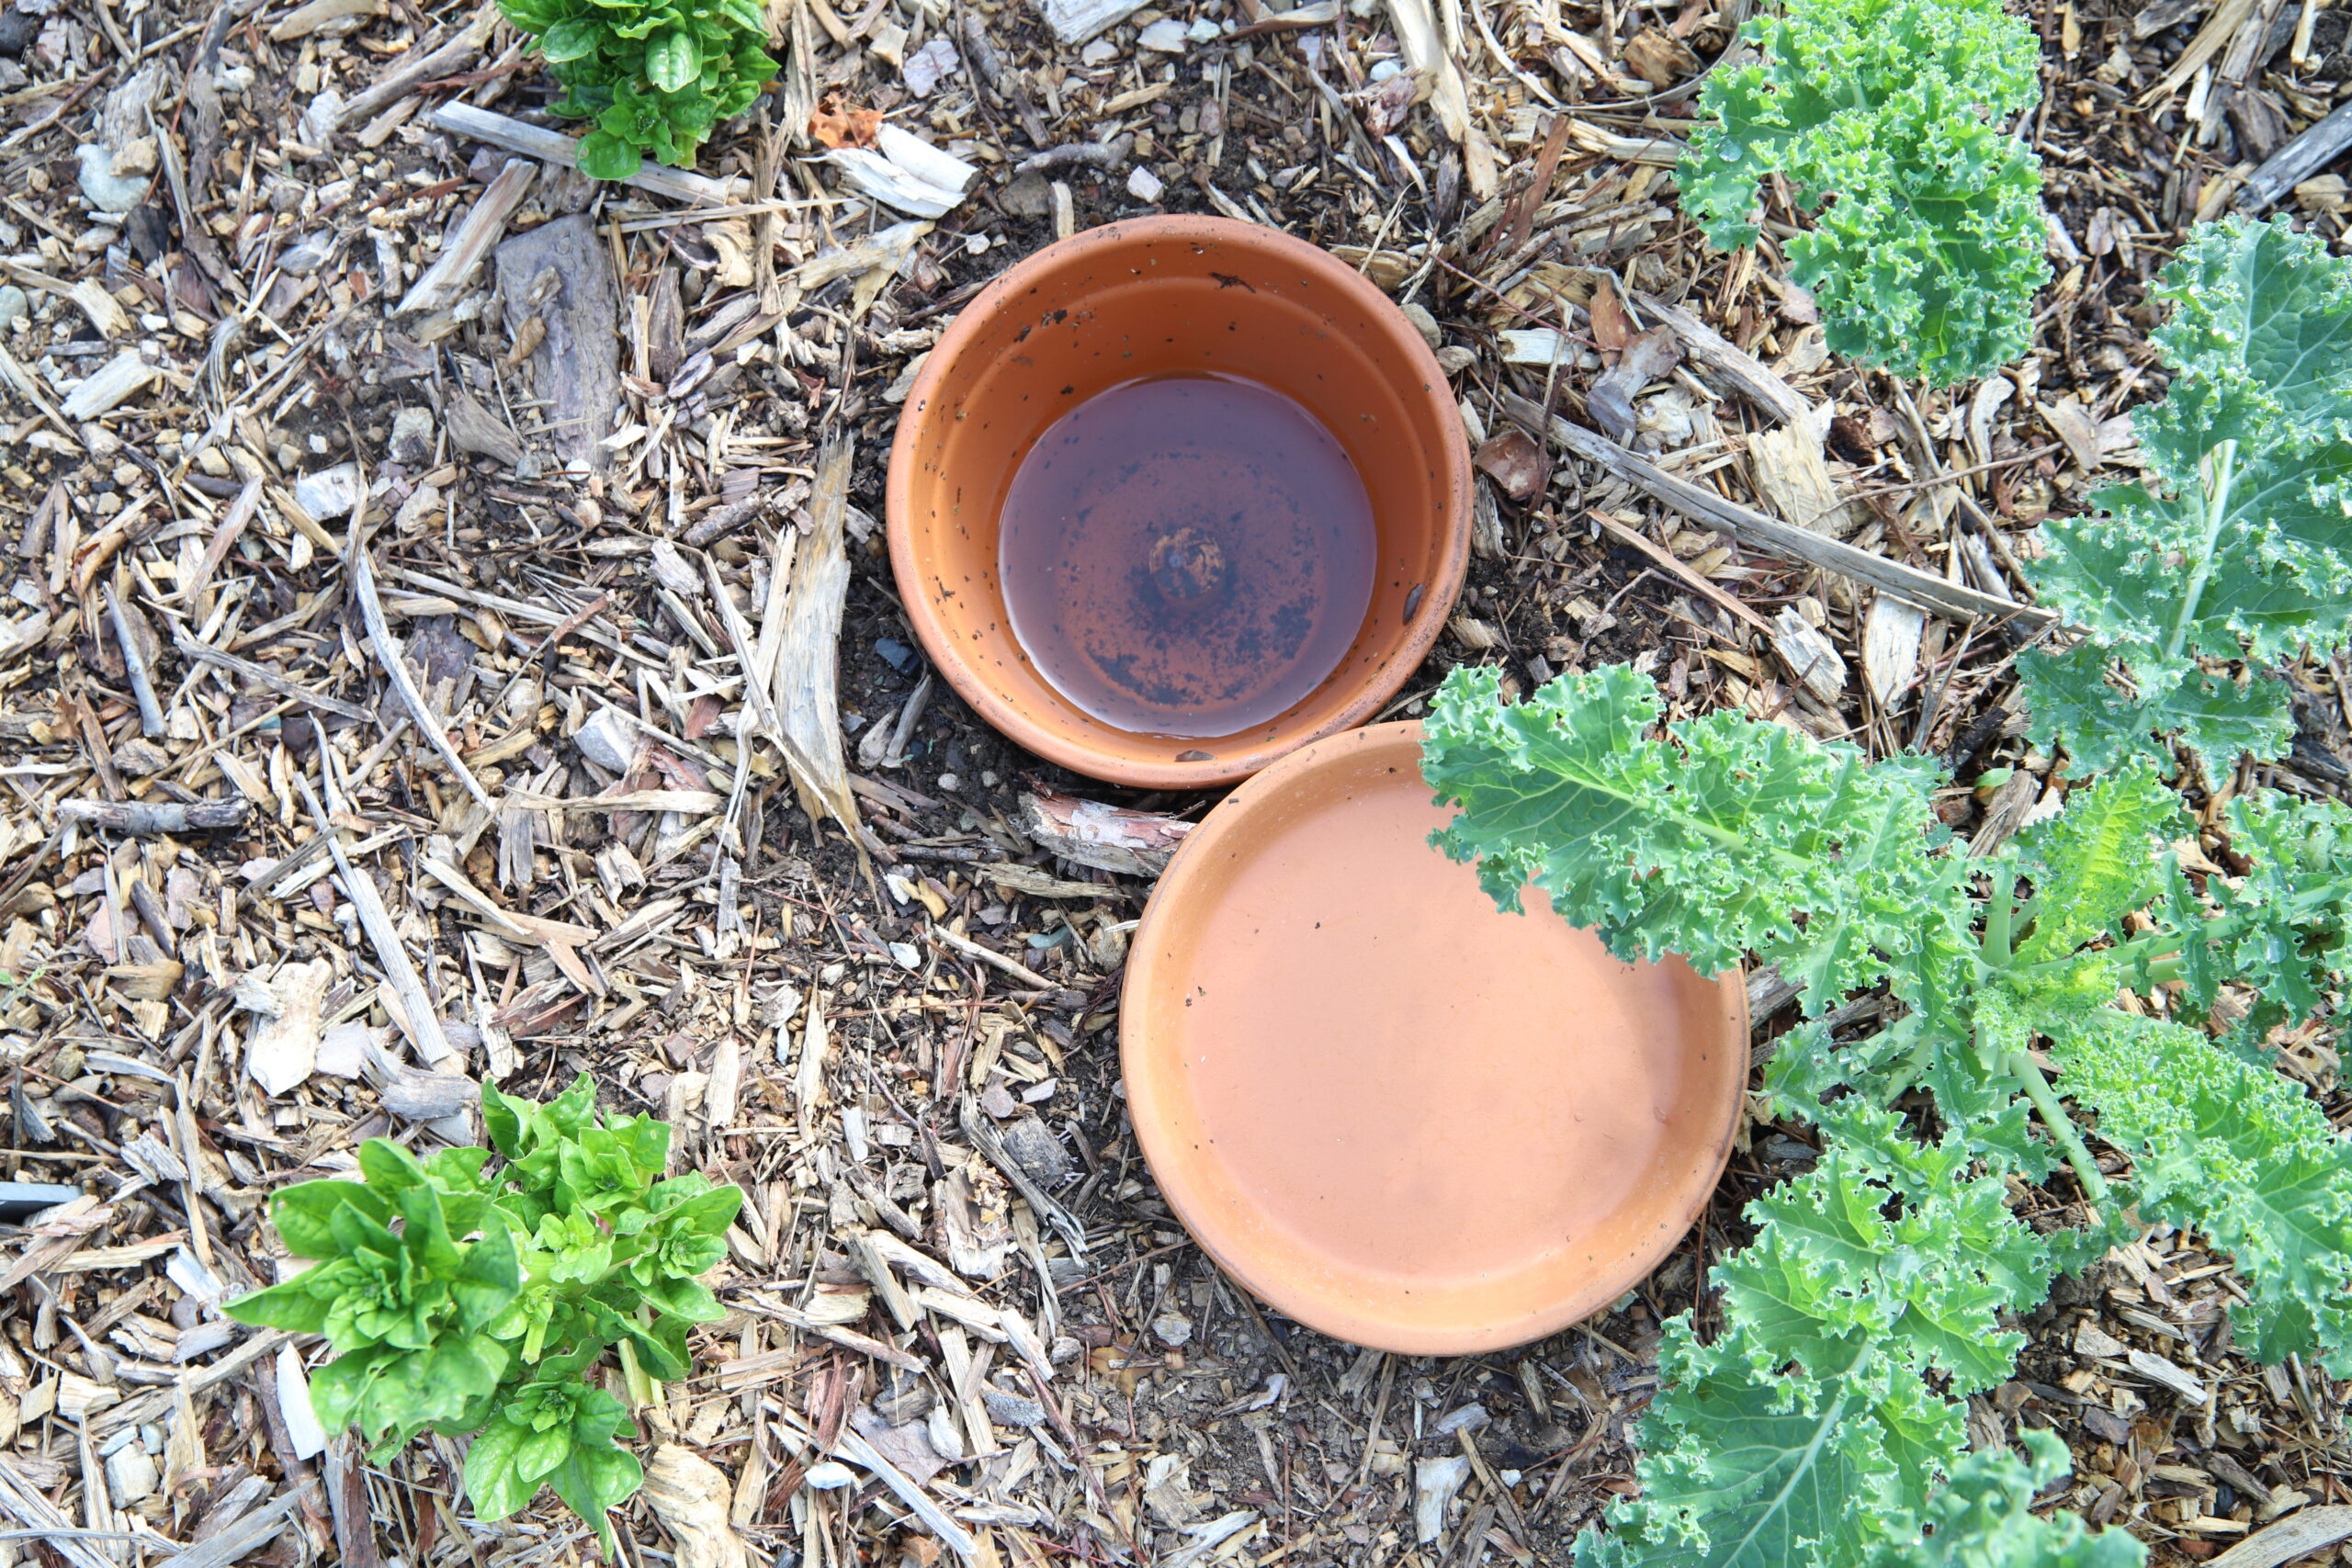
[1679,0,2048,385]
[495,0,777,178]
[2019,215,2352,776]
[228,1076,742,1551]
[1423,662,2352,1567]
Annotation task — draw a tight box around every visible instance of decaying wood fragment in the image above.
[394,158,536,316]
[494,213,623,474]
[59,799,250,834]
[768,440,867,851]
[1021,791,1193,876]
[1501,393,2056,629]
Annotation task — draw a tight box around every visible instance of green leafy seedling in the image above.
[495,0,776,177]
[229,1077,741,1552]
[1679,0,2048,385]
[2018,215,2352,775]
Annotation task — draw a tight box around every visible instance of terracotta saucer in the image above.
[1121,723,1748,1356]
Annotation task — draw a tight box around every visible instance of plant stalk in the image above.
[1984,883,2016,962]
[2004,1046,2109,1204]
[2165,436,2239,660]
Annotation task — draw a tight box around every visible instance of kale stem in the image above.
[2165,436,2238,661]
[2003,1044,2109,1205]
[1984,877,2016,963]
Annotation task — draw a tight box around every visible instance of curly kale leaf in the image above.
[2023,216,2352,772]
[2007,761,2183,965]
[1583,1103,2058,1568]
[1865,1432,2146,1568]
[2047,1003,2352,1373]
[1679,0,2046,384]
[1423,663,1967,1017]
[2165,789,2352,1034]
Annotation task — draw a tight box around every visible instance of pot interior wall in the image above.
[898,228,1458,764]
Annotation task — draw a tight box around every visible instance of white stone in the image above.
[803,1461,856,1490]
[573,705,640,773]
[1126,166,1166,202]
[291,461,363,521]
[75,144,148,212]
[1136,17,1189,50]
[106,1443,159,1506]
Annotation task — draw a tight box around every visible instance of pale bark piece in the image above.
[642,1446,748,1568]
[431,101,746,205]
[59,799,250,835]
[494,214,622,474]
[444,387,525,468]
[2240,100,2352,213]
[831,1424,980,1561]
[1414,1455,1470,1543]
[1633,290,1811,426]
[1589,326,1683,446]
[62,350,162,420]
[1035,0,1146,44]
[769,440,866,844]
[1388,0,1497,197]
[243,959,333,1096]
[274,1344,329,1459]
[396,158,536,316]
[1747,414,1865,538]
[1771,607,1849,705]
[1860,594,1928,705]
[2210,1506,2352,1568]
[1021,791,1193,877]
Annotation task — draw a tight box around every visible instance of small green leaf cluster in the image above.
[2019,215,2352,775]
[495,0,777,178]
[1424,664,2352,1566]
[1678,0,2048,385]
[227,1077,742,1551]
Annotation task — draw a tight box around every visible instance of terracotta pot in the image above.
[1121,723,1748,1356]
[888,217,1470,788]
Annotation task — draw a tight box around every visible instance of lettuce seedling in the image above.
[495,0,777,178]
[1424,662,2352,1567]
[1679,0,2048,385]
[230,1077,741,1551]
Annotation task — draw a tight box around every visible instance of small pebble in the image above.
[982,1389,1046,1429]
[0,286,26,333]
[1127,166,1166,203]
[803,1461,856,1490]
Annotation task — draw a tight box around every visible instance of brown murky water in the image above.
[998,375,1376,739]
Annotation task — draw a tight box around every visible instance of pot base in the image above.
[1121,723,1748,1356]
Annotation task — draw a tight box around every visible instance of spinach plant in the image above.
[1423,662,2352,1566]
[494,0,777,178]
[1679,0,2048,385]
[228,1077,742,1551]
[2019,215,2352,776]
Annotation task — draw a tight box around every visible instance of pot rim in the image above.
[1120,721,1751,1356]
[885,215,1472,790]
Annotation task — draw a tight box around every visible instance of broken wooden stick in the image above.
[429,101,746,206]
[292,772,456,1066]
[2236,99,2352,213]
[59,799,250,835]
[1499,393,2057,630]
[346,520,498,816]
